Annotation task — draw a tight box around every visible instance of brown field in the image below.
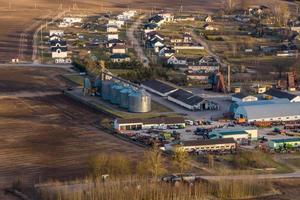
[0,66,144,199]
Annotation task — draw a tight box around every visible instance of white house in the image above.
[204,24,219,31]
[49,30,64,37]
[167,56,187,65]
[107,33,119,41]
[51,47,68,58]
[231,93,258,102]
[111,44,126,54]
[205,16,213,23]
[63,17,82,24]
[107,19,125,28]
[158,13,174,22]
[49,35,62,41]
[107,25,118,33]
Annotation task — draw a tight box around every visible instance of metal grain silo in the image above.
[110,84,123,105]
[83,77,91,96]
[128,89,151,113]
[101,80,112,100]
[119,87,133,109]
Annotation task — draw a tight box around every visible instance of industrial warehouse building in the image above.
[209,127,258,143]
[175,138,236,152]
[264,88,300,102]
[141,80,178,97]
[167,89,219,111]
[229,99,289,113]
[141,79,218,111]
[114,117,185,131]
[268,138,300,149]
[234,102,300,122]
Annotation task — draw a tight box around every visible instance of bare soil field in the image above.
[0,66,144,198]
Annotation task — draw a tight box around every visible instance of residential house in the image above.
[107,19,125,28]
[49,30,64,37]
[51,47,68,58]
[110,54,131,63]
[232,93,258,102]
[159,47,175,57]
[50,40,67,48]
[106,39,125,48]
[186,73,210,82]
[158,13,174,22]
[149,15,165,26]
[183,33,192,43]
[107,25,118,33]
[111,44,126,54]
[167,55,187,66]
[205,16,213,23]
[107,33,119,41]
[203,24,219,31]
[49,35,62,41]
[187,57,219,73]
[144,23,158,33]
[174,16,195,22]
[150,38,165,52]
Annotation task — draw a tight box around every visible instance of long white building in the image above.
[234,102,300,122]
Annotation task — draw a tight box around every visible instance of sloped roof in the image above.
[168,89,204,106]
[237,102,300,120]
[265,88,298,101]
[141,80,177,94]
[232,92,255,99]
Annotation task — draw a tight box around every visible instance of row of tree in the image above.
[87,145,190,180]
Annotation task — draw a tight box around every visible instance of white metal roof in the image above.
[236,102,300,120]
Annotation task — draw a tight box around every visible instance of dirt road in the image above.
[126,15,150,68]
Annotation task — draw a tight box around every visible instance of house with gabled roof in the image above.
[167,55,187,66]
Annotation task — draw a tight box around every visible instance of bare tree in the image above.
[173,147,190,173]
[138,145,166,179]
[224,0,238,14]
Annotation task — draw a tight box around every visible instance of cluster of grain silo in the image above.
[99,80,151,113]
